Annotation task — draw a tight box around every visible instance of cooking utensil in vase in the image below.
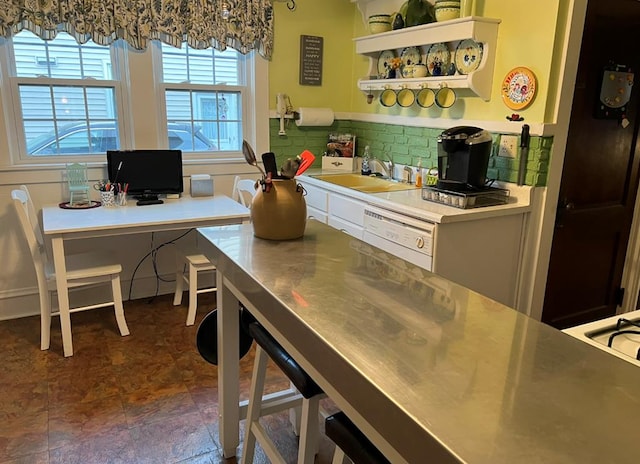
[242,140,266,178]
[262,152,278,192]
[280,158,301,179]
[296,150,316,175]
[262,152,278,178]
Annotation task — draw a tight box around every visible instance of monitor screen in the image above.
[106,149,183,197]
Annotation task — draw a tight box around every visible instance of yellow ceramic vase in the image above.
[251,179,307,240]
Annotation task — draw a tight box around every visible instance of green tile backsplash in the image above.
[269,119,551,187]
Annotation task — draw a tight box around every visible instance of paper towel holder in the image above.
[276,93,294,135]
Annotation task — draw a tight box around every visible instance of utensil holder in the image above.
[251,179,306,240]
[100,190,116,207]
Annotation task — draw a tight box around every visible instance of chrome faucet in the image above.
[403,165,413,184]
[373,152,395,180]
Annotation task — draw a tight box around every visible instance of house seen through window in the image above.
[160,43,244,153]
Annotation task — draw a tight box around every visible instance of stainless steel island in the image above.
[198,220,640,463]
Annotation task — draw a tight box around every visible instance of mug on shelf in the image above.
[417,86,436,108]
[435,86,457,108]
[380,87,397,107]
[397,87,416,108]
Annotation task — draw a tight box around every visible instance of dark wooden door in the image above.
[542,0,640,329]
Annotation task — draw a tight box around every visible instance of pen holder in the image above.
[100,190,116,207]
[117,192,127,206]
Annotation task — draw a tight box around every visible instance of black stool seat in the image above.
[248,322,323,399]
[325,412,390,464]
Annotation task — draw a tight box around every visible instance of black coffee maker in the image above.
[437,126,492,191]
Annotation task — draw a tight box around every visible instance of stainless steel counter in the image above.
[198,220,640,463]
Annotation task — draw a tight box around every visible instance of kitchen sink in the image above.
[310,173,415,193]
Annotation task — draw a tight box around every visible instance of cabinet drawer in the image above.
[302,183,328,212]
[329,194,365,227]
[307,205,328,224]
[328,216,364,240]
[322,156,360,172]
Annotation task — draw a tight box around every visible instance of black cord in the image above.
[127,229,194,300]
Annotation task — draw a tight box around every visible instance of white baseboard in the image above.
[0,272,215,322]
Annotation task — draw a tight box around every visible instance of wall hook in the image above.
[287,0,296,11]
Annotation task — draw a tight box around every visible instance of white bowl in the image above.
[413,64,428,77]
[369,22,392,34]
[368,14,392,34]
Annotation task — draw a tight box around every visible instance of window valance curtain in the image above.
[0,0,274,58]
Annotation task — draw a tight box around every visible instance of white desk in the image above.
[42,195,249,357]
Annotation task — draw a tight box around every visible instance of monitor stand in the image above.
[135,193,164,206]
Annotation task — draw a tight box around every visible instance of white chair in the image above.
[11,185,129,351]
[233,175,257,207]
[173,176,256,326]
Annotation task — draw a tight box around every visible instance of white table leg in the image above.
[218,274,240,458]
[51,235,73,357]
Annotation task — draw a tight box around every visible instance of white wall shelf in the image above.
[354,17,500,101]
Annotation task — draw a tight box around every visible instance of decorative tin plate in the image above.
[400,46,421,67]
[454,39,483,75]
[58,200,101,209]
[425,43,450,77]
[501,66,537,110]
[377,50,396,78]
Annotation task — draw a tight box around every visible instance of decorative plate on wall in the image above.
[501,67,537,110]
[425,43,450,77]
[377,50,396,78]
[454,39,483,75]
[400,46,422,67]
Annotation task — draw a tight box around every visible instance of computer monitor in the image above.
[106,149,183,200]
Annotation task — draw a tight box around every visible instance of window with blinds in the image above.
[11,31,121,157]
[160,43,244,153]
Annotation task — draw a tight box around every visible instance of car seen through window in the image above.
[26,122,216,155]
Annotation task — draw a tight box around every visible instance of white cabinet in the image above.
[328,193,365,239]
[329,216,363,239]
[303,182,329,224]
[307,206,328,224]
[354,17,500,101]
[298,176,526,307]
[299,179,365,239]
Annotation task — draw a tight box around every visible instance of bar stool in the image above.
[325,412,390,464]
[242,321,324,464]
[173,248,216,326]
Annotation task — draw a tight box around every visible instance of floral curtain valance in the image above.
[0,0,274,58]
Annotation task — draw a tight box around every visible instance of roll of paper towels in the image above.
[295,107,334,127]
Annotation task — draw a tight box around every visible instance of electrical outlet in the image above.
[498,135,518,158]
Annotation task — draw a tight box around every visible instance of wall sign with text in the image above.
[299,35,323,86]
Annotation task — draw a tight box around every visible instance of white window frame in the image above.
[0,34,131,164]
[0,36,268,169]
[152,42,256,161]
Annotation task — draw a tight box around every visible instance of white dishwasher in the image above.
[363,205,435,271]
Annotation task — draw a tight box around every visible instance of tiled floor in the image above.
[0,294,338,464]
